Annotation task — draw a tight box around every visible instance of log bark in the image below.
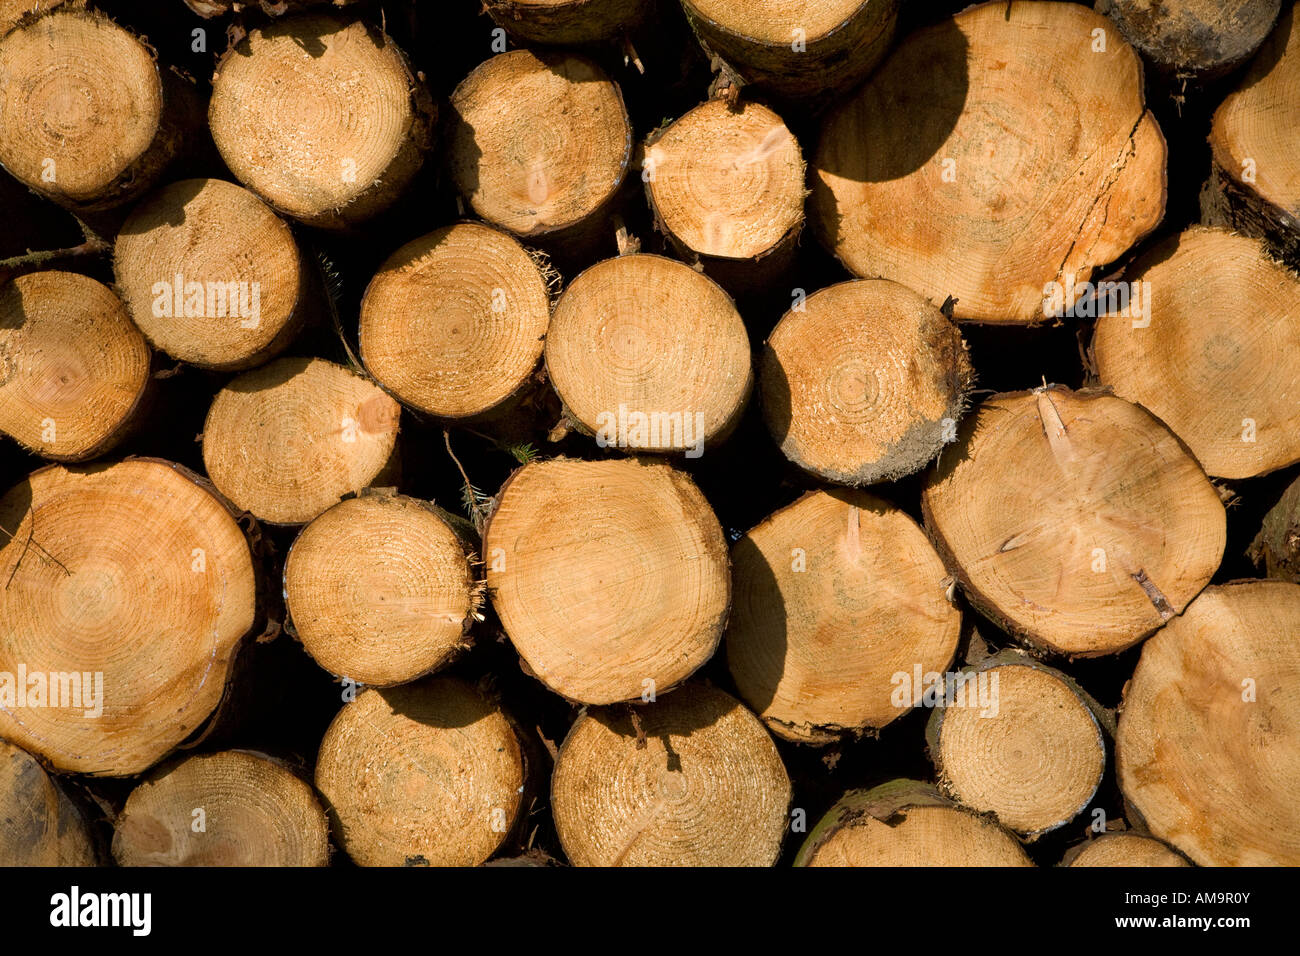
[794,779,1033,866]
[314,678,525,867]
[679,0,898,104]
[643,98,805,293]
[483,457,729,705]
[724,489,961,743]
[550,683,790,866]
[283,491,480,687]
[0,460,257,776]
[0,7,198,211]
[201,356,401,526]
[545,254,752,456]
[1116,579,1300,866]
[0,739,98,866]
[812,0,1166,324]
[1202,4,1300,268]
[926,650,1107,838]
[921,386,1225,657]
[1249,471,1300,582]
[1096,0,1280,82]
[446,50,632,259]
[0,271,151,461]
[114,178,309,371]
[358,222,552,421]
[484,0,650,46]
[761,278,972,485]
[1092,226,1300,479]
[112,750,330,866]
[208,13,435,229]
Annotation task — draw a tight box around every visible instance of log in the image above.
[283,492,480,686]
[1095,0,1280,82]
[183,0,358,16]
[1116,579,1300,866]
[0,0,74,35]
[446,50,632,256]
[550,683,790,866]
[724,489,961,743]
[0,460,257,776]
[811,0,1166,324]
[679,0,898,104]
[358,222,552,421]
[201,356,401,526]
[921,386,1225,657]
[1092,226,1300,480]
[545,254,752,455]
[483,457,729,705]
[1249,471,1300,582]
[0,271,150,461]
[1060,832,1190,867]
[794,780,1033,866]
[1203,4,1300,267]
[112,750,330,866]
[314,678,525,867]
[0,739,97,866]
[208,13,435,229]
[0,7,197,210]
[643,98,805,292]
[760,278,973,485]
[114,178,308,371]
[483,0,650,46]
[926,651,1107,838]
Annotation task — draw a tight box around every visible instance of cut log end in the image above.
[1097,0,1281,80]
[922,387,1225,656]
[202,356,401,526]
[483,457,729,705]
[795,780,1033,866]
[314,679,525,867]
[0,740,97,866]
[112,751,330,867]
[545,254,752,455]
[359,222,551,420]
[551,684,791,866]
[1117,580,1300,866]
[725,489,961,743]
[645,99,805,279]
[812,1,1165,323]
[284,493,479,687]
[0,460,256,776]
[762,278,973,486]
[447,50,631,240]
[1063,832,1190,867]
[115,178,306,371]
[1093,226,1300,480]
[0,271,150,461]
[209,13,433,228]
[929,657,1106,837]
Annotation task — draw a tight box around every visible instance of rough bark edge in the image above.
[484,0,649,47]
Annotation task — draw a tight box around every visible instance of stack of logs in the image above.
[1,0,1298,868]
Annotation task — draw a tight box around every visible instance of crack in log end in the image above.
[998,530,1032,552]
[1131,569,1174,620]
[1034,388,1075,464]
[846,505,862,562]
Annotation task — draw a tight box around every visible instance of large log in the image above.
[921,386,1225,657]
[0,460,257,776]
[1116,580,1300,866]
[812,1,1166,324]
